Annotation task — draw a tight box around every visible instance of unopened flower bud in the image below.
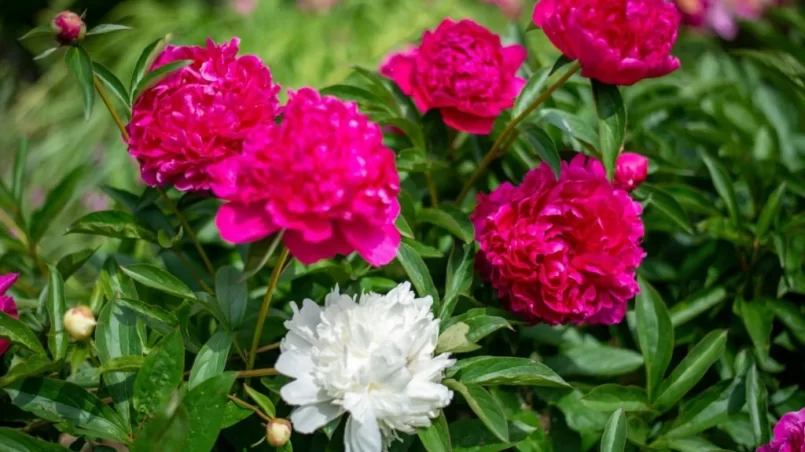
[50,11,86,45]
[63,306,97,340]
[614,152,649,192]
[266,418,292,447]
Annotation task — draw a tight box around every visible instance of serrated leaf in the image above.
[636,278,673,401]
[444,379,509,442]
[244,384,276,418]
[592,81,626,180]
[188,330,232,390]
[121,264,195,299]
[67,210,158,243]
[65,46,95,121]
[46,265,67,362]
[133,331,185,419]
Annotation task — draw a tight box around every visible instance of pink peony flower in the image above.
[471,155,645,325]
[614,152,649,192]
[532,0,681,86]
[380,19,526,134]
[297,0,341,12]
[676,0,777,40]
[127,38,281,192]
[0,274,20,356]
[211,88,401,267]
[51,11,86,45]
[481,0,524,20]
[759,407,805,452]
[231,0,259,15]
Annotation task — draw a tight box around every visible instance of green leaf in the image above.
[132,59,193,99]
[635,184,694,235]
[99,356,145,374]
[660,436,731,452]
[768,299,805,345]
[636,278,674,401]
[46,265,68,362]
[4,378,128,442]
[396,215,415,239]
[243,234,284,279]
[592,81,627,180]
[403,238,444,258]
[736,298,778,372]
[512,67,551,118]
[215,266,248,331]
[0,427,70,451]
[538,109,598,147]
[746,364,770,446]
[417,411,452,452]
[653,330,728,412]
[188,330,232,390]
[93,61,131,109]
[131,392,188,452]
[30,165,86,242]
[436,323,480,354]
[115,298,179,336]
[19,24,53,40]
[665,379,743,438]
[65,46,95,121]
[221,401,253,428]
[701,152,740,226]
[244,384,276,418]
[0,310,47,356]
[56,248,98,281]
[756,183,787,239]
[457,357,569,388]
[133,331,185,419]
[130,35,171,96]
[12,137,27,204]
[546,346,644,378]
[86,24,133,35]
[351,65,398,106]
[319,84,395,115]
[520,123,561,179]
[444,379,509,443]
[444,309,512,343]
[121,264,195,299]
[33,47,59,61]
[381,117,426,150]
[600,409,627,452]
[67,210,158,243]
[418,206,475,244]
[669,287,728,327]
[96,261,142,430]
[550,55,576,74]
[440,243,475,323]
[581,385,650,413]
[396,242,440,307]
[182,372,237,451]
[0,355,59,387]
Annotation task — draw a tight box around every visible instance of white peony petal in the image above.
[290,402,344,434]
[345,412,382,452]
[275,350,314,379]
[281,375,329,405]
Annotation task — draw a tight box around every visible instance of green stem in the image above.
[238,367,279,379]
[456,62,581,203]
[247,247,290,373]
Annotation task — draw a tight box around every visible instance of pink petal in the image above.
[283,229,353,265]
[216,203,279,243]
[440,108,496,135]
[341,222,401,267]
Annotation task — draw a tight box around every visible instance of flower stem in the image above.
[93,74,216,278]
[228,394,272,422]
[425,172,439,207]
[247,247,290,373]
[237,368,280,379]
[456,62,581,204]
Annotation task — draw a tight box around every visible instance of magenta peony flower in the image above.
[759,408,805,452]
[211,88,401,267]
[0,273,20,356]
[532,0,681,86]
[51,11,86,45]
[614,152,649,192]
[381,19,526,134]
[127,38,281,192]
[471,155,645,325]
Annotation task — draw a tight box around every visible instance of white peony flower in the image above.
[276,282,456,452]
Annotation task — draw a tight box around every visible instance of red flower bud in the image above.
[614,153,649,192]
[51,11,86,45]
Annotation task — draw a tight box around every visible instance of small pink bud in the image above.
[63,306,97,340]
[266,418,292,447]
[614,153,649,192]
[51,11,86,45]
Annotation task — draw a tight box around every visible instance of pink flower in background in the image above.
[381,19,526,134]
[0,274,20,356]
[127,38,281,192]
[231,0,259,15]
[758,407,805,452]
[676,0,777,39]
[212,88,401,267]
[82,192,109,212]
[614,152,649,192]
[481,0,524,20]
[471,155,645,325]
[532,0,681,86]
[297,0,341,12]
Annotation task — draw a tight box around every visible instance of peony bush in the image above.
[2,0,805,451]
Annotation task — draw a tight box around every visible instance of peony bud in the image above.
[50,11,86,45]
[614,153,649,192]
[266,418,292,447]
[63,306,97,340]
